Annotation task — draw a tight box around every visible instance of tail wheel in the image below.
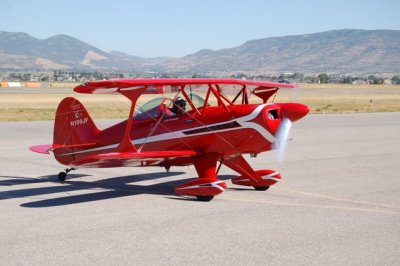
[57,168,75,182]
[253,186,270,191]
[58,172,67,182]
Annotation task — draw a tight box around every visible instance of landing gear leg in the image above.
[175,153,227,202]
[58,168,75,182]
[165,165,171,173]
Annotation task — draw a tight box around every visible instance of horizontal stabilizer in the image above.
[30,143,97,155]
[29,144,54,154]
[70,150,200,168]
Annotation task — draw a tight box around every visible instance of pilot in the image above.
[171,97,186,115]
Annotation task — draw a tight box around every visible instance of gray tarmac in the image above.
[1,113,399,265]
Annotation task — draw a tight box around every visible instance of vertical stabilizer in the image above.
[53,97,99,146]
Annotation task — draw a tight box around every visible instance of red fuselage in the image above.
[54,103,283,167]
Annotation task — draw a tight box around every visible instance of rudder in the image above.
[53,97,99,146]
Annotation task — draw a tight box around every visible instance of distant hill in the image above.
[167,29,400,74]
[0,29,399,74]
[0,32,109,69]
[0,31,169,71]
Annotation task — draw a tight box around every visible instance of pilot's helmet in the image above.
[174,97,186,109]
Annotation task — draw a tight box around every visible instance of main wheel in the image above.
[58,172,67,182]
[196,196,214,202]
[253,186,270,191]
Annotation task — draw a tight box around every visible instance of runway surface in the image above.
[1,113,399,265]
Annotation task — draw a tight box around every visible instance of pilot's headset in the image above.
[174,97,186,112]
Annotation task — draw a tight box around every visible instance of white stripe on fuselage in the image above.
[59,104,276,156]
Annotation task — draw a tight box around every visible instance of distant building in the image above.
[7,82,21,87]
[352,79,366,85]
[328,77,343,83]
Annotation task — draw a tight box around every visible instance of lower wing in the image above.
[69,150,200,168]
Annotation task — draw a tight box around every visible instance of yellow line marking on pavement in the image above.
[219,196,400,215]
[277,187,400,210]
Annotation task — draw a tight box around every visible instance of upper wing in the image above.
[73,78,295,95]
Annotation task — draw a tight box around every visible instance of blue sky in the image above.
[1,0,399,57]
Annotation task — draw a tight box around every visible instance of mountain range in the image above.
[0,29,399,75]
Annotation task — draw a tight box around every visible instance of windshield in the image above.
[186,93,205,109]
[136,97,164,114]
[134,93,206,120]
[134,97,164,120]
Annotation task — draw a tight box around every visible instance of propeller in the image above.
[272,103,309,163]
[272,117,292,163]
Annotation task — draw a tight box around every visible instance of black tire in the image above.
[58,172,67,182]
[253,186,270,191]
[196,196,214,202]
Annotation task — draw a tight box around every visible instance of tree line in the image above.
[2,71,399,84]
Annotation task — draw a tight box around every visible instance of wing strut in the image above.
[117,87,147,152]
[137,90,181,152]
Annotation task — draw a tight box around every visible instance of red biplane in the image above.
[30,78,309,201]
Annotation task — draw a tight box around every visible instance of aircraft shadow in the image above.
[0,173,237,208]
[0,172,201,208]
[0,174,89,186]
